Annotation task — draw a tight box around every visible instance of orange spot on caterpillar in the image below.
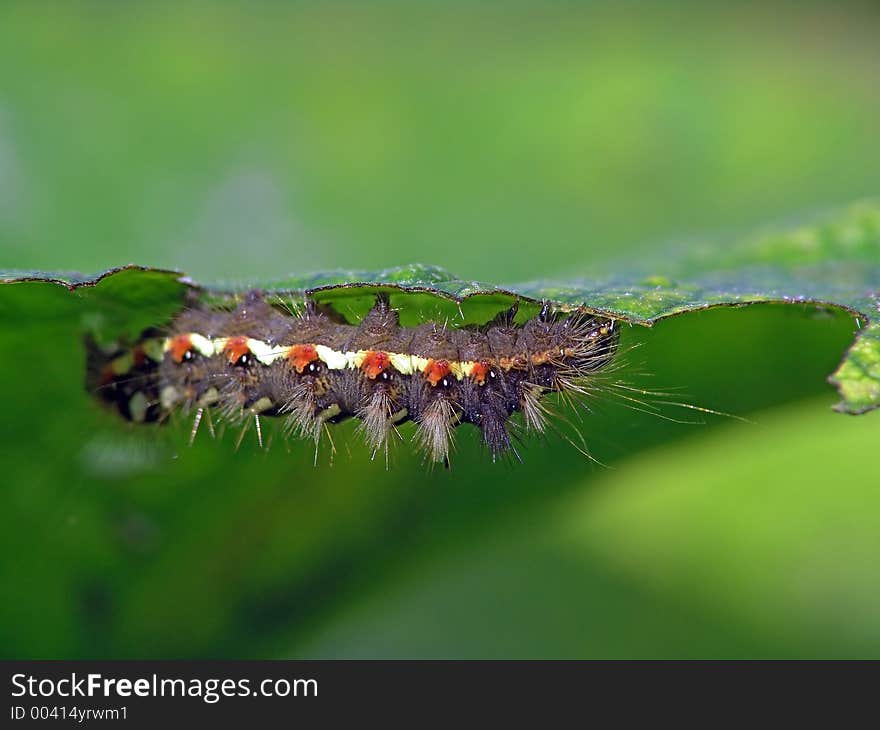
[361,351,391,379]
[132,345,146,368]
[424,359,451,387]
[169,335,193,363]
[224,336,250,365]
[469,360,491,385]
[288,344,319,373]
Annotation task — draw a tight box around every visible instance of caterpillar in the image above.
[87,290,620,465]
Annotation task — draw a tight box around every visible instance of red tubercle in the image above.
[224,336,250,365]
[169,335,193,363]
[424,359,452,387]
[361,351,391,379]
[288,344,319,373]
[469,360,491,385]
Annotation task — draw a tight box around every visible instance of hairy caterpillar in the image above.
[87,290,620,465]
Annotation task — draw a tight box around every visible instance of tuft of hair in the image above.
[556,313,619,377]
[356,387,396,458]
[414,397,459,463]
[519,382,549,434]
[282,381,321,443]
[480,410,512,461]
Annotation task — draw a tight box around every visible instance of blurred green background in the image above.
[1,1,879,658]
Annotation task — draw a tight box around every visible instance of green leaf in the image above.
[3,199,879,413]
[0,265,190,344]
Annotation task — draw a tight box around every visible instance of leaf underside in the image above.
[2,199,879,414]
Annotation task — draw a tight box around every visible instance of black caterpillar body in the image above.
[88,292,619,463]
